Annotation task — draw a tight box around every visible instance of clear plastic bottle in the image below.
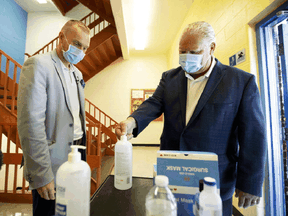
[145,175,177,216]
[193,179,204,216]
[114,135,133,190]
[55,145,91,216]
[199,177,222,216]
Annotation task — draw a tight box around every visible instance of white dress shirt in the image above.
[185,57,216,125]
[60,61,83,140]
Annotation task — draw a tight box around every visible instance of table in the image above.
[90,175,153,216]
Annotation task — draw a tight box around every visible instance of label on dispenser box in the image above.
[55,201,67,216]
[157,151,219,216]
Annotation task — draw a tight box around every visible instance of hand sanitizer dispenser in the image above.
[55,145,91,216]
[114,135,133,190]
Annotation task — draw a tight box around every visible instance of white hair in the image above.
[181,21,216,45]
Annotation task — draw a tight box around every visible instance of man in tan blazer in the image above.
[17,20,90,216]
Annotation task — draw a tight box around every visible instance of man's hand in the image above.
[115,117,136,140]
[235,189,260,209]
[36,180,55,200]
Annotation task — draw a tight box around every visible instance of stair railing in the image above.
[0,50,21,115]
[85,98,118,147]
[86,121,103,192]
[0,123,32,203]
[29,12,111,57]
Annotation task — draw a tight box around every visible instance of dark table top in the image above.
[90,175,153,216]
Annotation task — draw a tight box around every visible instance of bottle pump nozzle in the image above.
[120,135,127,141]
[68,145,86,163]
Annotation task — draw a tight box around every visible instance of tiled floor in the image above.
[0,146,159,216]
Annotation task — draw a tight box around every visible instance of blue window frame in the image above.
[256,2,288,216]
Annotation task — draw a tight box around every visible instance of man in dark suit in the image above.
[115,21,267,216]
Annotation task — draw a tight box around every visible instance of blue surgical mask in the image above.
[179,53,203,73]
[62,35,85,64]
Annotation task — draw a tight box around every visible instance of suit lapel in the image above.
[72,70,85,119]
[178,69,188,128]
[50,50,73,116]
[186,60,226,128]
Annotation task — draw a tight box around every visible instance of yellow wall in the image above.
[85,55,168,144]
[168,0,286,73]
[167,0,286,215]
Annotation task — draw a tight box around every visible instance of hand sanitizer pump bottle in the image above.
[55,145,91,216]
[114,135,133,190]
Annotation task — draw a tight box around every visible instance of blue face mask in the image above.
[179,53,203,73]
[62,35,85,64]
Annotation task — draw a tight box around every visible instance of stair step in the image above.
[91,155,114,187]
[101,148,106,156]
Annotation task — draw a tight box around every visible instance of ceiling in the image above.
[14,0,194,57]
[14,0,59,12]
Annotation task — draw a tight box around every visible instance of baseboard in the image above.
[132,144,160,147]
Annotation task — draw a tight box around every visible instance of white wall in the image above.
[85,55,169,144]
[24,5,169,145]
[25,4,91,56]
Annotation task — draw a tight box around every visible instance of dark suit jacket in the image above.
[130,59,267,200]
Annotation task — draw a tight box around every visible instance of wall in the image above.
[0,0,27,82]
[167,0,287,215]
[25,4,91,56]
[85,55,168,144]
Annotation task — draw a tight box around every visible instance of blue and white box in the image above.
[157,151,219,216]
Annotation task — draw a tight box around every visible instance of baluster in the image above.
[4,163,9,193]
[13,163,17,194]
[94,107,96,119]
[11,64,17,112]
[22,176,25,194]
[0,52,2,75]
[0,125,2,150]
[4,58,9,108]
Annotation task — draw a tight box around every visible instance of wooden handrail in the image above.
[30,12,110,57]
[85,98,118,126]
[80,12,94,23]
[0,50,22,68]
[0,50,21,116]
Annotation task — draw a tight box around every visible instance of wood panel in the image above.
[77,0,115,26]
[0,194,32,204]
[51,0,79,16]
[86,25,117,54]
[105,38,117,58]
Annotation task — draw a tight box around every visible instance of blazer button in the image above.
[69,123,73,127]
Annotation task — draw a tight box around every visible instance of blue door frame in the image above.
[256,2,288,215]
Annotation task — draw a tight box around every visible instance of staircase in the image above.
[27,0,122,82]
[0,47,118,203]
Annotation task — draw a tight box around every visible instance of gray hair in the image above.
[61,20,90,35]
[181,21,216,45]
